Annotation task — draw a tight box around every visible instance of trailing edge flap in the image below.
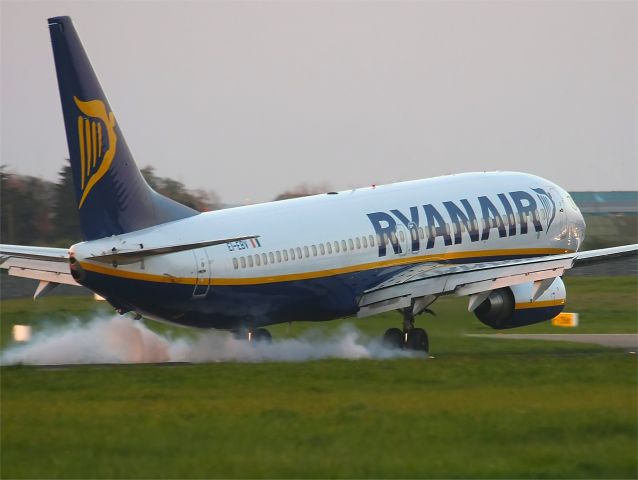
[89,235,260,264]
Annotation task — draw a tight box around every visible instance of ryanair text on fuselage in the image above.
[367,188,556,257]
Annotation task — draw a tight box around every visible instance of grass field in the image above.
[1,276,637,478]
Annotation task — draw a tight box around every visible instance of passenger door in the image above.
[192,248,210,298]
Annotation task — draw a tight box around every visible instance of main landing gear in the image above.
[382,306,430,353]
[234,328,272,343]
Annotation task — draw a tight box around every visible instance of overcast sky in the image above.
[1,1,636,204]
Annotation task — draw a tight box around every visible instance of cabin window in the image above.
[290,248,296,260]
[311,245,317,256]
[240,257,246,268]
[390,232,397,246]
[411,229,418,241]
[283,250,289,261]
[472,219,478,231]
[246,256,253,267]
[327,242,333,254]
[376,234,382,245]
[355,237,361,249]
[276,251,282,262]
[348,238,354,250]
[233,258,238,269]
[318,244,325,255]
[255,254,261,266]
[341,240,347,251]
[269,252,275,263]
[362,236,368,248]
[444,223,451,236]
[304,246,310,258]
[419,227,425,239]
[296,247,302,258]
[383,233,389,245]
[369,235,375,247]
[262,253,268,265]
[398,230,405,242]
[334,241,340,253]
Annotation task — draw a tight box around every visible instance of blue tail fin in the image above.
[48,16,197,241]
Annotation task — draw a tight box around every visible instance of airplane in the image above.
[1,16,636,353]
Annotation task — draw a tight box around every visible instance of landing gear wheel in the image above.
[406,328,429,353]
[382,328,404,349]
[253,328,272,343]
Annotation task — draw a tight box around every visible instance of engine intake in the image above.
[474,278,567,330]
[474,288,515,329]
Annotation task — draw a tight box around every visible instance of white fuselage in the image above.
[70,172,586,329]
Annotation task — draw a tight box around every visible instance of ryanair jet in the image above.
[1,16,636,352]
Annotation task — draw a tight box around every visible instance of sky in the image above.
[1,0,636,204]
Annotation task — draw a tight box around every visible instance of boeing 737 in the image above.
[1,16,636,352]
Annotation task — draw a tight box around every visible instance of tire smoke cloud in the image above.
[1,316,421,365]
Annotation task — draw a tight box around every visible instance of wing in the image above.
[1,244,79,298]
[357,244,638,318]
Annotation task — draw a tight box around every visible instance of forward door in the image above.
[192,248,210,298]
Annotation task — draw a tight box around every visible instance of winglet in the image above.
[34,281,60,300]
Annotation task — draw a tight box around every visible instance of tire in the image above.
[382,328,404,349]
[253,328,272,343]
[406,328,429,353]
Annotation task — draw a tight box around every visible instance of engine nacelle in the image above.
[474,277,566,329]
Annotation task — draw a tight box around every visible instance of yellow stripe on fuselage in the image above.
[79,247,573,287]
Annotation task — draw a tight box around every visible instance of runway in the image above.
[469,333,638,349]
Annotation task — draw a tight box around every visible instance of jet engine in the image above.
[474,277,566,329]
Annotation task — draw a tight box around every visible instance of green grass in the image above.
[2,355,636,478]
[1,276,637,478]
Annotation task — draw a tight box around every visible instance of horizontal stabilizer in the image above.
[1,245,69,262]
[1,245,79,287]
[88,236,260,265]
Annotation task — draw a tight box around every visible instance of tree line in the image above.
[0,164,221,247]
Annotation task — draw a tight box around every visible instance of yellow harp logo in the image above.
[74,96,117,208]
